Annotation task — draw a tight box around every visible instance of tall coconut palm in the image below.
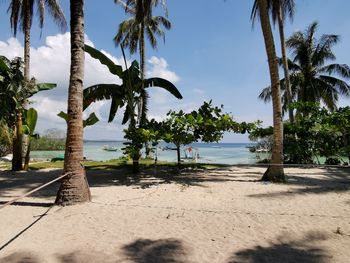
[114,0,171,125]
[259,22,350,115]
[8,0,66,79]
[55,0,91,206]
[8,0,66,170]
[252,0,295,123]
[254,0,285,182]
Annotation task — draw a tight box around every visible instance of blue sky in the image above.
[0,0,349,142]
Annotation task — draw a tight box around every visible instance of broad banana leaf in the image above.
[85,44,123,77]
[0,56,10,71]
[58,111,99,127]
[28,83,57,97]
[144,78,183,99]
[25,108,38,135]
[84,112,99,127]
[83,84,124,110]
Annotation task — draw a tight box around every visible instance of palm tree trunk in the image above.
[55,0,91,206]
[278,8,294,123]
[139,23,151,158]
[21,9,32,170]
[257,0,285,182]
[14,8,32,171]
[139,22,148,125]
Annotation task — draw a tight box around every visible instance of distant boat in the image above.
[102,145,118,152]
[162,146,177,151]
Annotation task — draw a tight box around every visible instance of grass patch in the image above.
[0,159,228,171]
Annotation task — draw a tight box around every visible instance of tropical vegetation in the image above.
[153,101,256,165]
[0,55,56,170]
[1,0,349,207]
[83,44,182,172]
[114,0,171,126]
[7,0,66,170]
[252,0,295,122]
[250,102,350,165]
[259,22,350,116]
[252,0,285,182]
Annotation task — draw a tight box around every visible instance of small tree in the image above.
[160,101,254,165]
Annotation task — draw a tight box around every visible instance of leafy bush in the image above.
[0,121,13,156]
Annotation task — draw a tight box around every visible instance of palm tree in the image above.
[55,0,91,206]
[114,0,171,125]
[252,0,295,123]
[8,0,66,169]
[259,22,350,115]
[254,0,285,182]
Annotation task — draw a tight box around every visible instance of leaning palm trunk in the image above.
[278,7,294,123]
[55,0,91,205]
[257,0,285,182]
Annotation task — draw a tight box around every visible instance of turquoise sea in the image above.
[30,141,262,165]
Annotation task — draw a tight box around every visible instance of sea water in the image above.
[30,141,259,165]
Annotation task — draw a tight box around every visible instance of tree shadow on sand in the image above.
[0,166,348,202]
[0,165,259,200]
[122,238,188,263]
[228,231,332,263]
[0,238,188,263]
[248,167,350,198]
[0,252,40,263]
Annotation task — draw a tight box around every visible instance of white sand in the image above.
[0,166,349,262]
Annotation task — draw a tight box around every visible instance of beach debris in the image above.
[335,227,344,235]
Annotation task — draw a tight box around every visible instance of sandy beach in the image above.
[0,166,349,262]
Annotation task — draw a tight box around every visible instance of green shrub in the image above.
[31,136,65,151]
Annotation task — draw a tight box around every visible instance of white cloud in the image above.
[146,56,179,83]
[0,33,185,140]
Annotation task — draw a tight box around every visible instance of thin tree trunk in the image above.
[278,8,294,123]
[55,0,91,206]
[257,0,285,182]
[139,23,151,158]
[12,113,23,171]
[139,23,148,125]
[176,144,181,166]
[23,138,31,171]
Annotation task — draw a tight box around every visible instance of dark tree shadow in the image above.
[0,251,40,263]
[0,165,257,200]
[248,167,350,198]
[122,238,188,263]
[0,201,52,207]
[228,231,332,263]
[0,166,349,201]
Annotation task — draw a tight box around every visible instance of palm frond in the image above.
[318,64,350,79]
[45,0,67,31]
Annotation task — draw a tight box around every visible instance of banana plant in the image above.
[0,56,56,171]
[83,44,182,125]
[22,108,39,170]
[84,44,182,172]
